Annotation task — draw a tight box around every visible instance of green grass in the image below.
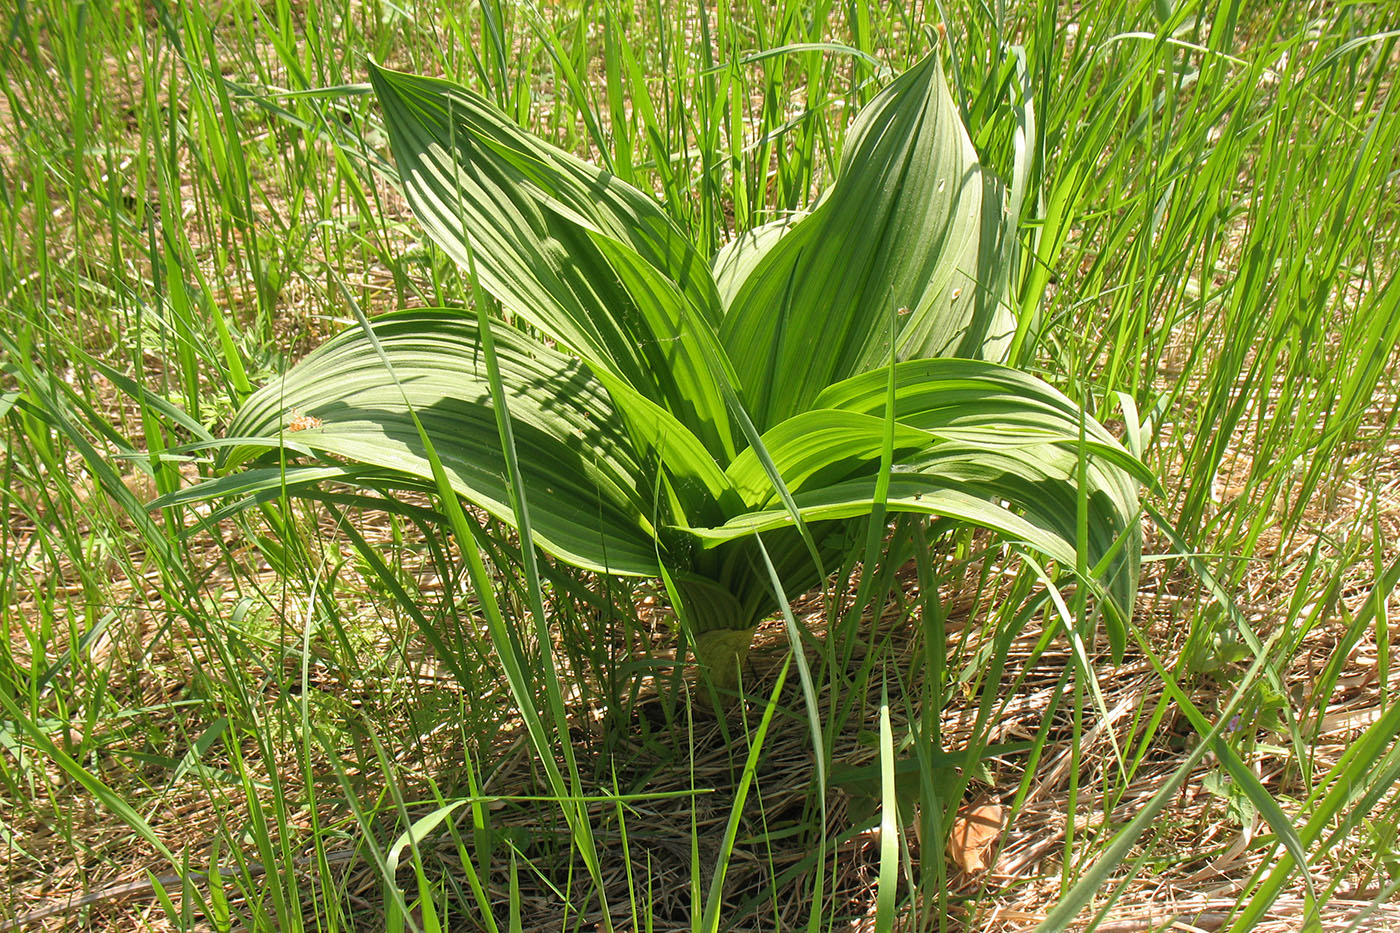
[2,1,1399,930]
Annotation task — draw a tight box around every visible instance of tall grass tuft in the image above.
[1,1,1398,931]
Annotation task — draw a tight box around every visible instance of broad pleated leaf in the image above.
[581,230,745,521]
[719,52,1019,430]
[222,310,662,575]
[724,410,933,509]
[814,358,1154,484]
[818,360,1145,630]
[711,216,801,311]
[690,441,1140,657]
[367,64,738,462]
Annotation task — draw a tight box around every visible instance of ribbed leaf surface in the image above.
[819,359,1144,634]
[367,64,738,463]
[711,216,800,311]
[815,359,1152,482]
[224,310,661,575]
[691,439,1139,656]
[724,410,932,509]
[719,52,1018,430]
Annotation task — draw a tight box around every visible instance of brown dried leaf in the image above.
[947,802,1003,873]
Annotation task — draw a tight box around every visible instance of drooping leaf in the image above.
[691,474,1073,561]
[689,441,1140,656]
[223,310,662,575]
[814,358,1155,485]
[724,409,933,509]
[816,357,1144,634]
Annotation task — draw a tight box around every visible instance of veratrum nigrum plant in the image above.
[216,51,1146,686]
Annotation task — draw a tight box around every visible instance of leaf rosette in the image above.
[216,50,1146,684]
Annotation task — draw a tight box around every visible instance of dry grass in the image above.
[6,458,1399,931]
[3,2,1399,930]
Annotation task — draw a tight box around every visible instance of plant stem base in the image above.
[692,625,759,695]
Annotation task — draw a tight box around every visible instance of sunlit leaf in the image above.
[212,50,1146,680]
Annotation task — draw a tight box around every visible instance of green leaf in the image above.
[387,801,471,877]
[815,359,1140,471]
[366,63,738,461]
[690,478,1075,564]
[816,358,1145,638]
[223,310,661,576]
[724,409,933,509]
[720,52,1019,430]
[690,440,1139,657]
[581,229,746,518]
[874,680,899,933]
[711,216,801,312]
